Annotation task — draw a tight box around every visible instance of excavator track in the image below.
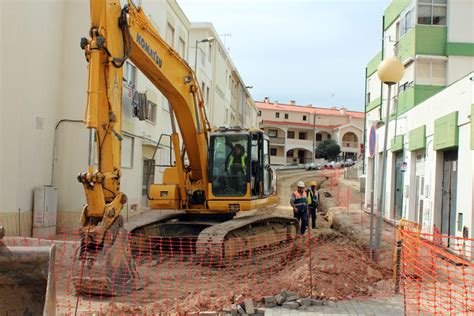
[196,215,299,262]
[128,212,299,263]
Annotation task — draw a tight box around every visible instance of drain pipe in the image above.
[51,119,84,186]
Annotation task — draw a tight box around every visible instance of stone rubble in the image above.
[261,289,333,311]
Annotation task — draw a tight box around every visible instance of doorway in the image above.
[393,152,404,220]
[414,152,426,226]
[441,150,458,239]
[298,150,305,164]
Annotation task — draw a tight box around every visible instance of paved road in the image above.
[264,295,404,315]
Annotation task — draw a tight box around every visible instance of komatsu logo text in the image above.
[136,33,162,67]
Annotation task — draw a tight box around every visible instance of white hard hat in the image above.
[297,181,305,188]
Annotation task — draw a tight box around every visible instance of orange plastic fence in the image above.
[399,229,474,315]
[5,231,392,315]
[321,169,351,208]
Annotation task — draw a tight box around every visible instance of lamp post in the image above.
[373,57,404,261]
[194,37,215,75]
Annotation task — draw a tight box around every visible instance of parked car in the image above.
[305,162,316,170]
[340,159,354,167]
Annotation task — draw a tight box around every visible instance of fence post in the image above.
[395,239,402,293]
[308,230,313,299]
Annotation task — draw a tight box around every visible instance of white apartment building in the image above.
[257,99,365,165]
[0,0,256,236]
[189,23,258,129]
[364,0,474,241]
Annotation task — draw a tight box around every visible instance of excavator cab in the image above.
[208,128,273,203]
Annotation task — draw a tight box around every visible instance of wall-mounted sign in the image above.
[400,162,407,172]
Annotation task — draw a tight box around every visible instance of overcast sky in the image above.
[177,0,390,112]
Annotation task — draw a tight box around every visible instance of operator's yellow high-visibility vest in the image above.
[226,154,247,175]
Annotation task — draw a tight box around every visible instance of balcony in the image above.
[269,137,285,145]
[270,156,286,165]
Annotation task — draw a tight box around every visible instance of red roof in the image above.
[261,120,341,129]
[256,101,364,119]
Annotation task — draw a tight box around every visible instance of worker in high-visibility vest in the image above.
[290,181,309,234]
[226,143,247,176]
[306,181,319,229]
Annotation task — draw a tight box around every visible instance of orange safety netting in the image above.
[4,230,393,315]
[399,228,474,315]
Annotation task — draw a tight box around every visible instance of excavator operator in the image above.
[226,144,247,176]
[225,143,247,194]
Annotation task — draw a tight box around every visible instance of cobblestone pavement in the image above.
[264,295,404,315]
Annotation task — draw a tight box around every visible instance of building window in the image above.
[124,62,136,87]
[399,6,415,38]
[270,148,277,156]
[316,133,322,141]
[416,59,446,86]
[258,110,262,116]
[206,86,210,106]
[327,134,331,140]
[275,112,280,118]
[303,115,307,121]
[268,129,278,138]
[145,100,157,123]
[121,135,134,168]
[285,113,289,119]
[299,132,307,140]
[286,150,294,157]
[208,44,212,62]
[418,0,447,26]
[178,37,185,58]
[166,23,175,47]
[287,131,295,139]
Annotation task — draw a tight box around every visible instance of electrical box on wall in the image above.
[33,186,57,238]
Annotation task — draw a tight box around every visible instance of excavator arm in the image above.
[78,0,209,244]
[74,0,209,295]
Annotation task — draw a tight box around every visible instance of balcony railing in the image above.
[341,141,359,148]
[269,137,285,145]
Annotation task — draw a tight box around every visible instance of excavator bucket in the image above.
[72,226,142,296]
[0,229,56,316]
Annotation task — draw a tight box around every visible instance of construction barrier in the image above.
[5,230,394,315]
[399,228,474,315]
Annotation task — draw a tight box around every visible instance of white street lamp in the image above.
[373,57,404,261]
[194,37,215,74]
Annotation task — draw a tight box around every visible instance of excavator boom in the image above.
[74,0,292,297]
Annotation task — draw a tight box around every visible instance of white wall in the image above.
[447,0,474,43]
[1,0,90,234]
[447,56,474,85]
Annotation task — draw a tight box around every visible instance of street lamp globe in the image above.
[377,57,404,85]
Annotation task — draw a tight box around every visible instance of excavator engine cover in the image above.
[0,231,56,316]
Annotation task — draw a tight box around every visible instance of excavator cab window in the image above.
[209,133,250,197]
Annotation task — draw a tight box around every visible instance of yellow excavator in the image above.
[73,0,298,296]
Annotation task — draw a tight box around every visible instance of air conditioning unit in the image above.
[33,186,57,238]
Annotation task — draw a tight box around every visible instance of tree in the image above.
[315,139,341,161]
